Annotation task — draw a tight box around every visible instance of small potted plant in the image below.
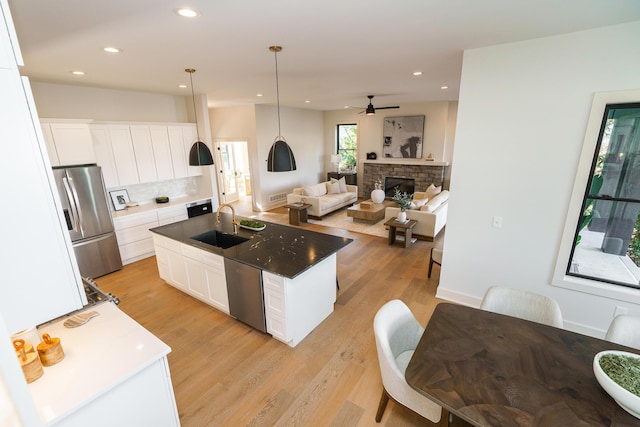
[392,186,413,222]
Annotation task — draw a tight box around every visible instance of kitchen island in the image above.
[150,213,352,347]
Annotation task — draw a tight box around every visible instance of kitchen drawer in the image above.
[158,214,188,226]
[115,221,158,245]
[152,233,170,249]
[119,238,155,262]
[262,271,286,293]
[202,251,224,269]
[181,244,203,261]
[113,211,158,230]
[264,289,286,316]
[266,312,288,343]
[157,204,187,220]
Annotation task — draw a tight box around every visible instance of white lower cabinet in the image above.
[153,234,229,313]
[202,251,229,313]
[114,211,159,265]
[263,254,337,347]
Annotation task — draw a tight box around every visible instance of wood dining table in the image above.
[405,303,640,427]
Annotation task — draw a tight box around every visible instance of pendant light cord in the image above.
[274,49,282,138]
[187,69,202,142]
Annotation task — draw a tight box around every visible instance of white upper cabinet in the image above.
[167,125,190,178]
[149,125,174,181]
[91,124,120,188]
[109,124,139,186]
[41,121,96,166]
[40,123,60,166]
[130,125,158,184]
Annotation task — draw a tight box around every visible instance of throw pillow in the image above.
[414,198,429,209]
[303,186,316,197]
[311,182,327,196]
[330,177,348,193]
[338,177,348,193]
[425,184,442,200]
[421,190,449,212]
[326,181,341,194]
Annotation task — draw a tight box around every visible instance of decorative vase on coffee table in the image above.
[371,183,385,204]
[397,210,407,222]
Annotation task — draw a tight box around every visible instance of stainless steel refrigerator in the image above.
[52,164,122,278]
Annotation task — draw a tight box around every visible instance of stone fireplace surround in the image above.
[361,160,448,199]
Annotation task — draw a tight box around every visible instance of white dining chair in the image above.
[480,286,564,328]
[605,315,640,349]
[373,299,448,425]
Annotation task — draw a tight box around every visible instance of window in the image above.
[567,103,640,288]
[336,124,357,171]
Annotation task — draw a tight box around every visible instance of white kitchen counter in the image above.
[27,302,178,426]
[111,193,212,219]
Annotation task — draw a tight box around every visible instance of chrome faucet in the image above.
[216,203,239,234]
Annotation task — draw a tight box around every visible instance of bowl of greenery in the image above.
[239,219,266,231]
[594,350,640,419]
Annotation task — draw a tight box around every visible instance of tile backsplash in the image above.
[109,176,202,205]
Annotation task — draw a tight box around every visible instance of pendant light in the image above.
[185,68,214,166]
[267,46,297,172]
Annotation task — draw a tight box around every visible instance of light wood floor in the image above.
[97,206,447,426]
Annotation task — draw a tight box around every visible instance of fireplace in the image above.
[362,161,447,198]
[384,177,415,198]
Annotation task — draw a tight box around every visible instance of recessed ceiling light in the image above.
[412,71,423,76]
[305,100,311,104]
[441,86,449,90]
[71,71,85,75]
[175,8,201,18]
[344,106,350,109]
[257,93,263,97]
[103,47,121,53]
[178,84,187,88]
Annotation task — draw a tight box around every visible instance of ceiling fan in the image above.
[361,95,399,115]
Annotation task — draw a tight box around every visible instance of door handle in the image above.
[62,176,80,232]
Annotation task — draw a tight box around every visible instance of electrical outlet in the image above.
[492,216,503,228]
[614,306,629,317]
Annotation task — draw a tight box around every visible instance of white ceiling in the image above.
[8,0,640,111]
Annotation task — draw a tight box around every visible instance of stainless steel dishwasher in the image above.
[224,258,266,332]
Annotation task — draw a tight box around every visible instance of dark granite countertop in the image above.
[150,213,352,279]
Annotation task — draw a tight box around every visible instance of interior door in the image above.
[216,142,240,203]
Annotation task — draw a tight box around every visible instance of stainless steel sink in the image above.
[190,230,249,249]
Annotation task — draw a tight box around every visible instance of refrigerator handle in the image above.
[62,175,80,233]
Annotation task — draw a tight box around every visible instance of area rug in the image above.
[308,209,388,238]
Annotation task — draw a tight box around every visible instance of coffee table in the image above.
[346,199,394,224]
[384,217,417,248]
[284,203,311,226]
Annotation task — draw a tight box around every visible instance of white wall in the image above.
[255,104,324,209]
[30,81,188,122]
[210,104,323,211]
[209,105,258,208]
[440,21,640,337]
[323,101,457,183]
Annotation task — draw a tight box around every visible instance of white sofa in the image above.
[287,179,358,218]
[384,190,449,241]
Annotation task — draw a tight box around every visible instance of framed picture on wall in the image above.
[382,115,425,159]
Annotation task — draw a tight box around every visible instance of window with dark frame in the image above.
[336,124,357,171]
[567,103,640,288]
